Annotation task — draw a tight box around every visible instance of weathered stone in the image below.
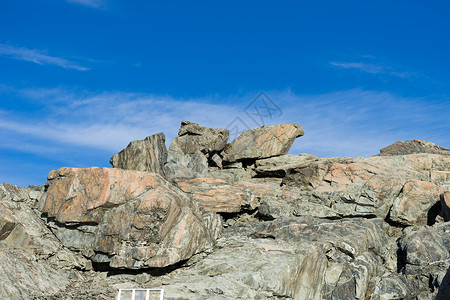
[174,177,259,213]
[255,153,318,177]
[282,154,449,219]
[222,123,304,162]
[440,192,450,221]
[165,121,228,179]
[0,250,70,300]
[377,140,450,156]
[206,167,253,184]
[40,167,219,269]
[399,226,448,268]
[110,132,167,176]
[150,236,328,300]
[174,120,229,154]
[389,180,443,226]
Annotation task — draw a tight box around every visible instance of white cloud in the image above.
[330,62,387,74]
[330,61,418,79]
[1,87,448,161]
[0,44,89,71]
[66,0,106,8]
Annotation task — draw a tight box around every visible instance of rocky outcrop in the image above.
[2,121,450,299]
[165,121,229,179]
[0,183,90,300]
[110,132,167,176]
[222,123,304,162]
[40,167,221,269]
[377,139,450,156]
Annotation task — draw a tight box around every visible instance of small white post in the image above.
[132,289,136,300]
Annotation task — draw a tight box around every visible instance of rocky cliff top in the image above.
[1,121,450,299]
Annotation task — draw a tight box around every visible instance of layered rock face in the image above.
[2,121,450,300]
[40,167,220,269]
[110,132,167,176]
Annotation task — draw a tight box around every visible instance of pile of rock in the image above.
[1,121,450,300]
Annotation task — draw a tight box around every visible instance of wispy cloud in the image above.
[330,61,417,79]
[1,87,449,158]
[0,44,89,71]
[330,62,387,74]
[66,0,106,8]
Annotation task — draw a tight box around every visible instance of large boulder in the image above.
[377,140,450,156]
[39,167,221,269]
[222,123,304,162]
[165,121,229,179]
[110,132,167,176]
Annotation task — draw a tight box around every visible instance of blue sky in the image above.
[1,0,449,186]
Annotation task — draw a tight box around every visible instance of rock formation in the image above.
[110,132,167,176]
[1,121,449,299]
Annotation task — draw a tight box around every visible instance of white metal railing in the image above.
[116,288,164,300]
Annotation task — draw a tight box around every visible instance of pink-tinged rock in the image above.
[390,180,444,226]
[40,167,221,269]
[222,124,304,162]
[174,177,259,213]
[282,155,447,218]
[440,192,450,221]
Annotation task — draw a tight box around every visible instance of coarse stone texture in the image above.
[174,177,259,213]
[389,180,443,226]
[110,132,167,176]
[40,167,221,269]
[282,154,450,219]
[222,123,304,162]
[165,121,229,179]
[0,184,88,299]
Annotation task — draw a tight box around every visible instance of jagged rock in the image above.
[371,275,417,300]
[165,121,229,179]
[165,149,208,179]
[150,217,388,300]
[222,123,304,162]
[0,251,70,300]
[0,184,89,299]
[174,177,259,213]
[150,236,328,299]
[282,154,450,219]
[110,132,167,176]
[377,139,450,156]
[174,120,229,154]
[40,167,220,269]
[389,180,443,226]
[395,226,450,299]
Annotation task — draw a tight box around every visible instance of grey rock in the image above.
[175,120,229,154]
[222,123,304,162]
[110,132,167,176]
[165,121,228,179]
[377,140,450,156]
[255,153,318,177]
